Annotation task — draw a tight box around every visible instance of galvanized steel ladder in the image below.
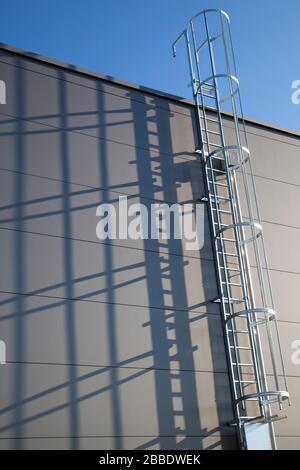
[172,9,290,450]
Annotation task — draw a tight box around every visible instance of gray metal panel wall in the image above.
[0,47,299,450]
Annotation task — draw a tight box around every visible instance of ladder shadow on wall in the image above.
[122,88,237,450]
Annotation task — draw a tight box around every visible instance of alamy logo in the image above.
[0,340,6,364]
[0,80,6,104]
[291,80,300,105]
[291,339,300,365]
[95,196,205,251]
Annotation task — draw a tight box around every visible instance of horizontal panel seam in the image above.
[0,167,204,208]
[0,111,199,164]
[0,289,221,316]
[0,288,297,323]
[4,360,228,375]
[254,173,300,189]
[3,360,300,380]
[1,226,300,276]
[0,226,211,262]
[277,319,300,326]
[0,434,235,439]
[1,166,300,207]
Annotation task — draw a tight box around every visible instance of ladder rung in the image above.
[209,168,227,174]
[199,115,219,124]
[234,380,257,384]
[208,180,228,187]
[201,82,215,89]
[210,195,231,202]
[228,329,249,334]
[230,346,252,350]
[245,398,265,401]
[215,297,245,304]
[220,266,240,272]
[218,251,238,257]
[206,153,226,160]
[200,87,216,96]
[221,281,243,287]
[203,142,224,148]
[215,222,231,227]
[204,129,221,136]
[201,92,216,100]
[216,236,236,242]
[232,363,254,367]
[212,208,232,214]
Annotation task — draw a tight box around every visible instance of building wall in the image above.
[0,47,299,450]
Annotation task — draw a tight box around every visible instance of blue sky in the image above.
[1,0,299,131]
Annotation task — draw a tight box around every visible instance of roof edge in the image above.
[0,42,299,140]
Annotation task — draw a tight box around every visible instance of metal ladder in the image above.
[172,9,290,450]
